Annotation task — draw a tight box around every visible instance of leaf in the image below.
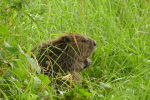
[38,74,50,85]
[78,89,91,98]
[0,25,9,34]
[100,82,112,89]
[18,44,24,54]
[0,89,8,100]
[25,53,41,73]
[0,50,6,59]
[33,76,41,87]
[4,41,18,53]
[5,46,18,53]
[18,45,41,74]
[14,81,22,88]
[4,41,10,47]
[64,90,75,98]
[30,94,38,100]
[14,68,28,80]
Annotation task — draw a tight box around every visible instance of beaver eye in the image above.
[81,40,86,42]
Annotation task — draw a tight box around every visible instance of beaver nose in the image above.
[93,41,96,46]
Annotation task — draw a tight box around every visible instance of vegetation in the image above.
[0,0,150,99]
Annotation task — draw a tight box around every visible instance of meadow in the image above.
[0,0,150,99]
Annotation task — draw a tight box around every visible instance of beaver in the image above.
[32,33,96,83]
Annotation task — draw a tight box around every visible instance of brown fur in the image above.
[32,33,96,82]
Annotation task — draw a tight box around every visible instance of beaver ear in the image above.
[62,36,71,42]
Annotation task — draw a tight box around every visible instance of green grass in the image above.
[0,0,150,99]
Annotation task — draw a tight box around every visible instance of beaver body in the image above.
[32,33,96,81]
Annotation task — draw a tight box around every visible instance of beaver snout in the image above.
[93,41,96,46]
